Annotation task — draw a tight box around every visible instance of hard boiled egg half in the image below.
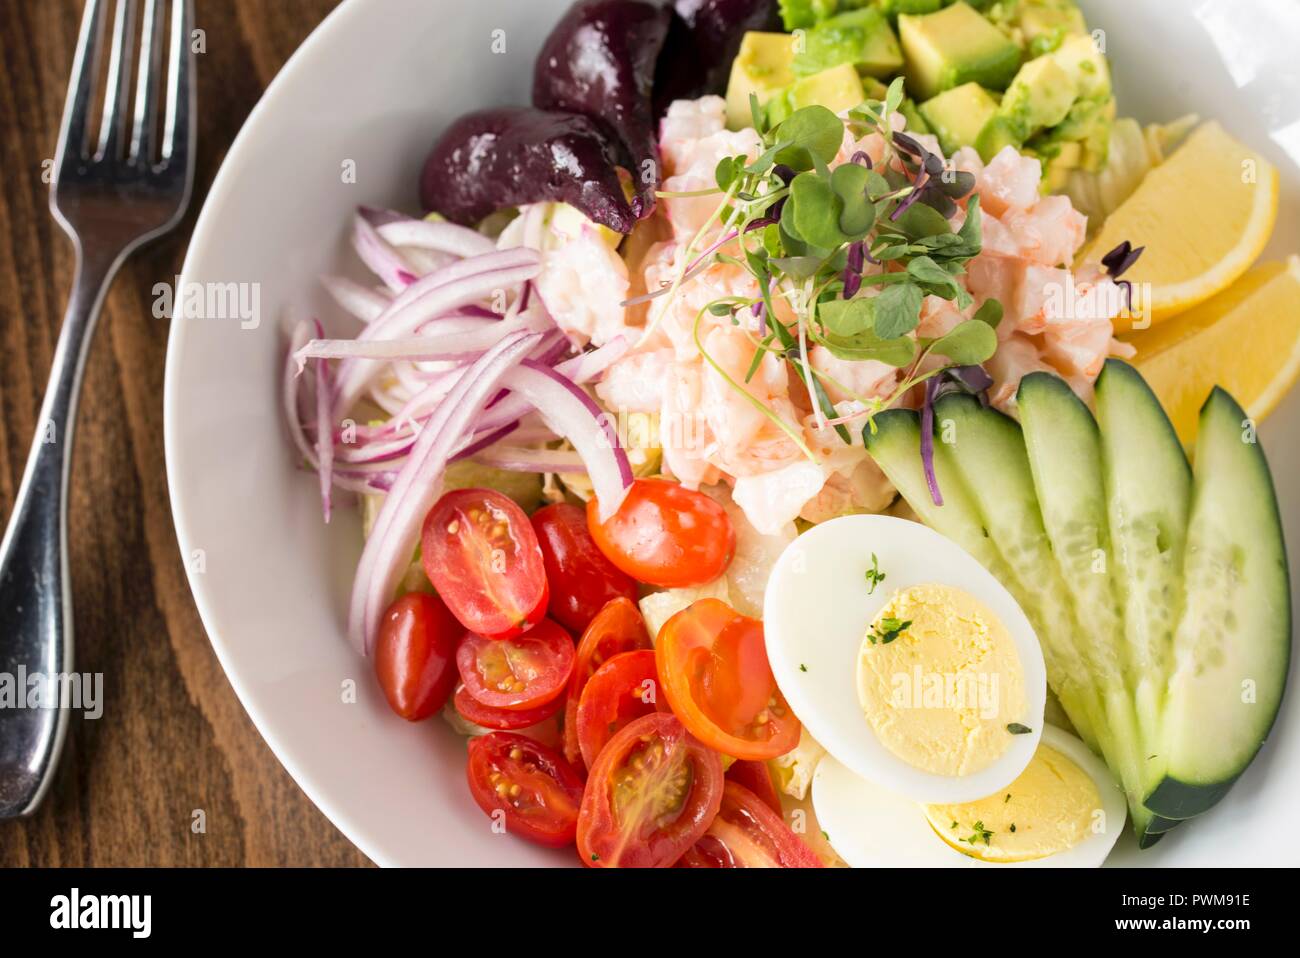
[763,514,1047,804]
[812,724,1127,867]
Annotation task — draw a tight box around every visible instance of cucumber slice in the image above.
[928,394,1105,746]
[1093,360,1192,762]
[1017,373,1145,809]
[1145,388,1291,818]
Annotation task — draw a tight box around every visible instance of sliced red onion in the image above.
[282,320,318,469]
[498,361,632,522]
[312,319,335,523]
[352,213,418,292]
[377,246,539,322]
[474,446,587,473]
[375,216,496,259]
[349,331,542,654]
[450,422,520,462]
[294,313,546,369]
[322,276,391,323]
[331,256,541,420]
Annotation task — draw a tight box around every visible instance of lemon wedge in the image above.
[1122,256,1300,445]
[1082,121,1279,331]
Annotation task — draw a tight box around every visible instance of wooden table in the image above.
[0,0,368,866]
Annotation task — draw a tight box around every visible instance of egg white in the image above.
[812,724,1128,868]
[763,514,1047,804]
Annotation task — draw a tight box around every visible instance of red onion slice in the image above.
[498,361,632,522]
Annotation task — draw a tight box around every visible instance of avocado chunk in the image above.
[1018,0,1087,55]
[918,82,999,154]
[997,53,1079,142]
[975,114,1023,161]
[766,62,866,125]
[1040,94,1115,171]
[793,7,904,80]
[898,2,1022,100]
[725,32,799,131]
[777,0,843,31]
[877,0,950,18]
[1051,33,1111,99]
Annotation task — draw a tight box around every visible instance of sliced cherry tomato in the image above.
[454,683,563,731]
[575,650,666,769]
[456,619,575,711]
[563,597,652,766]
[466,732,584,848]
[587,478,735,588]
[725,760,783,816]
[656,598,801,761]
[676,782,823,868]
[532,503,638,633]
[576,712,723,868]
[373,593,462,721]
[421,488,548,639]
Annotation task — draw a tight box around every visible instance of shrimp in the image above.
[809,345,899,406]
[595,347,674,413]
[976,146,1042,217]
[658,97,762,238]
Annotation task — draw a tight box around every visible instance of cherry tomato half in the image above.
[576,712,723,868]
[466,732,585,848]
[532,503,638,633]
[587,478,735,588]
[454,683,563,731]
[422,488,548,639]
[373,593,462,721]
[676,782,823,868]
[725,760,783,816]
[656,598,801,761]
[563,597,652,766]
[456,619,575,711]
[575,650,666,769]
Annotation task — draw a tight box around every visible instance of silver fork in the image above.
[0,0,195,819]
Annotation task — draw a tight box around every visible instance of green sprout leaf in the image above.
[973,297,1004,328]
[873,282,924,339]
[929,320,998,365]
[773,106,844,171]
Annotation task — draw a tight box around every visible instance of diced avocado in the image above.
[918,82,999,154]
[725,32,798,130]
[974,114,1022,162]
[1051,32,1110,98]
[1044,95,1115,171]
[898,2,1022,100]
[1019,0,1087,56]
[777,0,842,31]
[897,96,931,135]
[793,8,904,79]
[1145,387,1290,820]
[997,53,1078,142]
[862,76,890,101]
[766,63,866,125]
[1038,140,1083,191]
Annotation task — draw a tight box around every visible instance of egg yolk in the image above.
[856,583,1027,777]
[924,744,1102,862]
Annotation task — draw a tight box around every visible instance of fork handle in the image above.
[0,245,121,819]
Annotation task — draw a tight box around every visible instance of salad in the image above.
[283,0,1294,867]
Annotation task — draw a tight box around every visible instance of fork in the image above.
[0,0,195,819]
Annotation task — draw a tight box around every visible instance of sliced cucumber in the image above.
[929,395,1104,734]
[1144,388,1291,818]
[1093,360,1192,764]
[1017,373,1145,812]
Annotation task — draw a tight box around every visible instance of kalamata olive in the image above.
[654,0,780,115]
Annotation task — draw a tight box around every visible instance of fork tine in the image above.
[129,0,164,164]
[96,0,137,161]
[161,0,195,168]
[55,0,108,168]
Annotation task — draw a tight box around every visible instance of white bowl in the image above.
[164,0,1300,867]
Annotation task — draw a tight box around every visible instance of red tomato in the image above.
[466,732,585,848]
[576,713,723,868]
[726,760,783,816]
[587,478,735,588]
[456,619,575,711]
[575,650,666,769]
[454,684,563,731]
[563,597,652,766]
[656,598,801,761]
[676,782,823,868]
[421,488,548,639]
[373,593,462,721]
[532,503,638,633]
